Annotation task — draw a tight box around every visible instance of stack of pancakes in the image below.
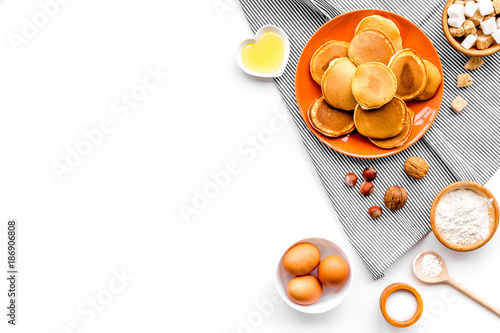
[308,15,441,149]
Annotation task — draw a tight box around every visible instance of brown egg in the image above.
[317,255,349,288]
[283,242,321,275]
[286,275,323,305]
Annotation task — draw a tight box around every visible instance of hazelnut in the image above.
[404,157,429,180]
[362,167,377,182]
[384,186,408,210]
[344,173,357,187]
[368,206,382,219]
[360,182,374,196]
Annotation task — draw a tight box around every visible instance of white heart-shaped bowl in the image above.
[275,237,353,314]
[236,25,290,78]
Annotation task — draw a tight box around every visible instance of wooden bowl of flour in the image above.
[430,181,499,252]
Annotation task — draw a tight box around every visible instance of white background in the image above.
[0,0,500,332]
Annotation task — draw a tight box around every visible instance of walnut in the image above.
[404,156,429,180]
[384,186,408,211]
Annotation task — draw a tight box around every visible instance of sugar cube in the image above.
[470,10,484,25]
[463,19,478,34]
[451,96,468,114]
[457,74,473,87]
[480,18,497,34]
[473,33,479,46]
[493,0,500,13]
[478,0,494,15]
[497,17,500,28]
[450,26,466,37]
[449,16,466,27]
[492,29,500,43]
[476,34,494,48]
[465,2,479,16]
[461,34,478,49]
[464,56,484,70]
[448,3,466,18]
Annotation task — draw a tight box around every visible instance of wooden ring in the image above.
[379,282,423,327]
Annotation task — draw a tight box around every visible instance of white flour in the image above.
[420,254,442,277]
[435,189,492,245]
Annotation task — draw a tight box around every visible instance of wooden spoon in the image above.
[413,251,500,317]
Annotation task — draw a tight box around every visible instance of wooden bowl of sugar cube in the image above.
[442,0,500,57]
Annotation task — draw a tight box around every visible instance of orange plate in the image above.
[295,10,443,159]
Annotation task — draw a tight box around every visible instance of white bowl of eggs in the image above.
[275,237,352,314]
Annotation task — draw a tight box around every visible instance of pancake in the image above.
[310,40,349,85]
[348,29,395,66]
[369,107,414,149]
[388,49,428,101]
[355,15,403,52]
[321,57,357,111]
[352,62,397,109]
[308,96,355,137]
[415,60,442,101]
[353,97,407,139]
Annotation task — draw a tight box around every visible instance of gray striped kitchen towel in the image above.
[239,0,500,279]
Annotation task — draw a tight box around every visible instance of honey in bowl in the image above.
[241,31,285,73]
